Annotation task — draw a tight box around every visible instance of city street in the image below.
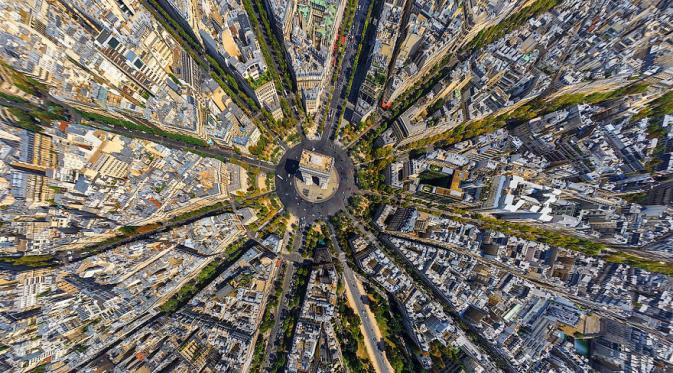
[327,223,393,373]
[71,114,277,172]
[262,261,295,370]
[3,0,672,372]
[321,0,374,143]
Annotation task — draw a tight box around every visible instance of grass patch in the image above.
[0,255,56,268]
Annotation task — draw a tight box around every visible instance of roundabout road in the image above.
[276,139,356,224]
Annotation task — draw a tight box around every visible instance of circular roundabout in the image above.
[276,139,355,224]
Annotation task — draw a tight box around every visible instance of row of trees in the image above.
[331,210,450,372]
[149,0,299,149]
[636,90,673,120]
[77,201,232,263]
[368,186,673,276]
[249,263,286,371]
[145,0,262,114]
[268,263,312,372]
[78,110,208,147]
[243,0,312,143]
[248,0,294,94]
[335,293,375,372]
[387,0,563,120]
[479,216,605,256]
[400,83,650,152]
[2,62,50,97]
[159,239,247,313]
[481,213,673,275]
[240,0,290,110]
[363,283,425,372]
[636,90,673,171]
[145,0,204,63]
[146,0,289,148]
[465,0,561,51]
[606,252,673,276]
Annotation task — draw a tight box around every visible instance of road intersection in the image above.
[275,139,356,224]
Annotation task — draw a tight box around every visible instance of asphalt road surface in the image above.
[262,261,295,370]
[322,0,372,143]
[0,97,277,172]
[276,139,356,224]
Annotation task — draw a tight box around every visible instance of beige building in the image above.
[88,151,129,179]
[15,269,52,310]
[25,174,55,208]
[255,80,284,121]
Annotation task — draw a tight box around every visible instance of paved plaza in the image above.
[295,167,340,202]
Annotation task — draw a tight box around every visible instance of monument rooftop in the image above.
[299,149,334,174]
